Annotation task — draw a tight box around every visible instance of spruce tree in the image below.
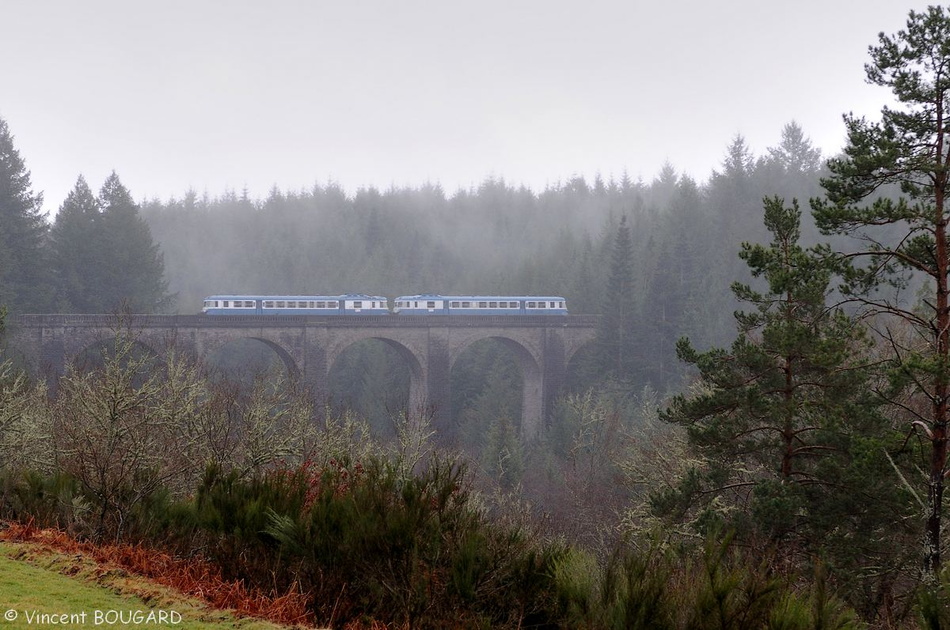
[810,6,950,572]
[97,172,171,313]
[50,176,100,311]
[0,117,51,312]
[593,215,637,382]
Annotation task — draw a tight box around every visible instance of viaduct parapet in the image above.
[7,314,597,440]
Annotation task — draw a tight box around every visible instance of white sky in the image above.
[0,0,933,215]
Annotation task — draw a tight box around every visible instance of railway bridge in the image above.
[6,314,597,439]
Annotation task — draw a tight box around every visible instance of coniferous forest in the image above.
[4,6,950,628]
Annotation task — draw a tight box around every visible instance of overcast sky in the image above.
[1,1,935,214]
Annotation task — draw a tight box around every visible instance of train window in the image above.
[478,301,487,308]
[527,302,536,308]
[329,301,338,308]
[264,301,274,308]
[559,301,565,308]
[511,302,519,308]
[461,301,471,308]
[276,301,286,308]
[450,301,460,308]
[243,301,252,307]
[427,301,436,309]
[489,301,498,308]
[353,301,362,308]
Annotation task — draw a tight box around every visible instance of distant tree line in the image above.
[132,121,823,394]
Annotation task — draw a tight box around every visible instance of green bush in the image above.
[172,456,563,628]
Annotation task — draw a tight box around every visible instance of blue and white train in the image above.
[392,295,568,315]
[201,295,390,316]
[201,294,568,316]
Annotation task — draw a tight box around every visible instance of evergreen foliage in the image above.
[50,176,100,312]
[810,5,950,573]
[657,198,910,575]
[0,117,52,313]
[592,215,638,383]
[96,173,171,312]
[50,172,171,313]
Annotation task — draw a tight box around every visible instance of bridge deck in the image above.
[10,314,598,329]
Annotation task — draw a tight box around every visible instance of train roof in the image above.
[204,294,388,300]
[395,294,566,301]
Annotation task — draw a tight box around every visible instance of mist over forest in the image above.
[133,123,823,388]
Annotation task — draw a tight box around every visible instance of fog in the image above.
[0,0,929,215]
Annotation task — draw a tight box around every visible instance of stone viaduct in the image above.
[6,314,597,440]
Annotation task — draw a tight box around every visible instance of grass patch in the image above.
[0,542,307,629]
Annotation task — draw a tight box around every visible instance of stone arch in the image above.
[71,335,161,364]
[448,334,544,438]
[63,335,166,387]
[323,333,426,416]
[200,334,301,381]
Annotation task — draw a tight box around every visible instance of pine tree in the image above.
[810,6,950,572]
[657,198,901,555]
[0,117,51,312]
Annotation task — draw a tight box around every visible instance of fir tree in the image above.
[51,173,171,313]
[592,215,637,382]
[0,117,51,312]
[97,172,171,312]
[50,176,100,311]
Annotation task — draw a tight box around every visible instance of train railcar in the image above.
[202,294,390,315]
[393,295,567,315]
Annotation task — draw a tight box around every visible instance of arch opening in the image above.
[450,337,534,475]
[326,338,415,439]
[71,337,162,386]
[563,339,601,395]
[204,337,298,386]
